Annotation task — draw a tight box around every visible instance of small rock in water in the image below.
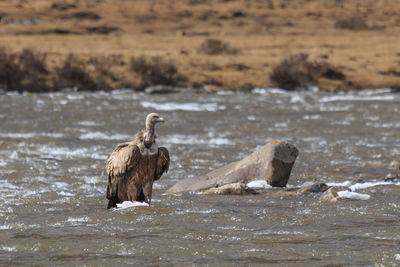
[299,182,329,194]
[319,187,338,203]
[384,173,399,182]
[388,160,400,170]
[351,176,366,184]
[362,161,384,168]
[203,183,250,195]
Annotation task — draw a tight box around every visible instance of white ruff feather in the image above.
[137,142,158,156]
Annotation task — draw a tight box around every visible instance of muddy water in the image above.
[0,89,399,266]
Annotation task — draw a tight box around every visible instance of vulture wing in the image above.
[106,141,141,209]
[154,147,170,181]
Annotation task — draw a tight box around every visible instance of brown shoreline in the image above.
[0,0,399,92]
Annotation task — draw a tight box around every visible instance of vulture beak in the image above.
[158,117,165,123]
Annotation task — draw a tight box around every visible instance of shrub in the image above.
[270,53,345,90]
[55,55,108,91]
[334,16,369,30]
[130,56,185,88]
[18,49,49,91]
[0,49,49,92]
[199,39,240,55]
[0,50,23,91]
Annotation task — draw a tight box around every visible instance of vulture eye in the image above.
[153,115,158,119]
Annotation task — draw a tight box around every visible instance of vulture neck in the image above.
[144,122,155,148]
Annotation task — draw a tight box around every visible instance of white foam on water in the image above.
[319,104,353,112]
[290,95,308,105]
[79,131,131,141]
[303,114,321,120]
[140,101,226,112]
[267,88,289,94]
[274,122,288,128]
[319,94,394,103]
[0,224,12,230]
[349,181,398,191]
[0,132,64,139]
[66,94,85,100]
[0,180,18,191]
[246,180,271,189]
[77,121,102,126]
[152,183,165,189]
[37,146,106,160]
[326,181,352,187]
[366,122,400,128]
[337,191,370,200]
[0,246,17,252]
[251,88,268,94]
[115,201,149,210]
[164,134,233,146]
[216,90,235,95]
[254,230,302,236]
[67,216,89,223]
[358,88,393,95]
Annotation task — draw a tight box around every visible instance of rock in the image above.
[165,140,299,194]
[319,187,338,203]
[362,161,384,168]
[203,183,251,195]
[388,161,400,170]
[298,182,329,194]
[384,173,399,182]
[351,176,365,184]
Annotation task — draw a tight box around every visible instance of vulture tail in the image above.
[106,178,119,209]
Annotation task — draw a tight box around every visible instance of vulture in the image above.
[106,113,170,209]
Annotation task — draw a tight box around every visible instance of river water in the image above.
[0,88,399,265]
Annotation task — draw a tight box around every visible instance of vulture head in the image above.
[145,112,164,130]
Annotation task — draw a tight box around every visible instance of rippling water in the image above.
[0,89,399,265]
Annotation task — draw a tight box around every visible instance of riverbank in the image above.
[0,0,399,92]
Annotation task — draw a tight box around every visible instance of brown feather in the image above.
[154,147,170,181]
[106,130,169,209]
[134,130,144,144]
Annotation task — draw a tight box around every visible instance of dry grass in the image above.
[0,0,399,91]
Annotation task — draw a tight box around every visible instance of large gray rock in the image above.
[165,140,299,194]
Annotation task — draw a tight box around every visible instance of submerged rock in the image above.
[361,161,384,168]
[166,141,299,194]
[298,182,329,194]
[384,173,399,182]
[203,183,252,195]
[319,187,339,203]
[144,85,182,94]
[388,160,400,170]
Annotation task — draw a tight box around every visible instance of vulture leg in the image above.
[137,190,145,202]
[107,198,117,209]
[126,181,139,203]
[143,182,153,204]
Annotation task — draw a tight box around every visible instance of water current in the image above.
[0,88,399,265]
